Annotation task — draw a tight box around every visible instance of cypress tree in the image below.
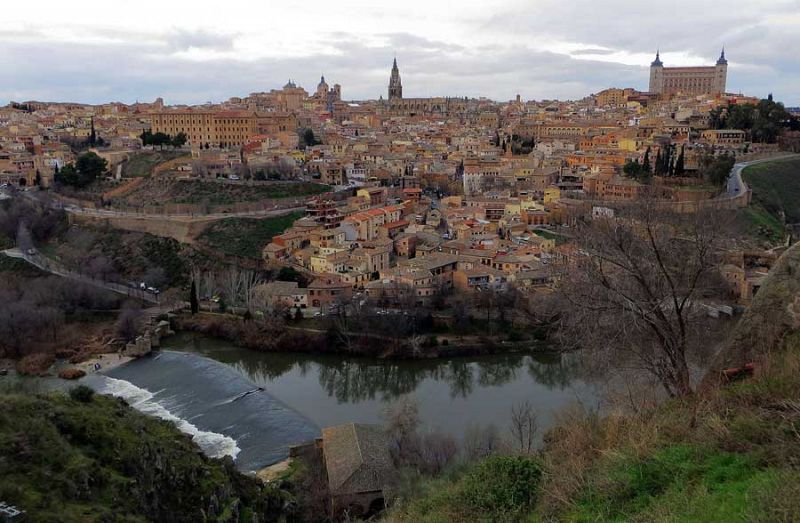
[655,149,663,176]
[89,117,96,146]
[643,147,651,173]
[675,146,685,177]
[190,280,199,315]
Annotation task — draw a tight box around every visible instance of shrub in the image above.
[69,385,95,403]
[458,455,542,519]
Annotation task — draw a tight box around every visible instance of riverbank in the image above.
[173,312,550,360]
[70,352,134,374]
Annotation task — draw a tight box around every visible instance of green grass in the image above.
[170,180,330,205]
[0,389,288,522]
[391,456,542,523]
[567,445,780,522]
[533,229,568,246]
[121,150,188,178]
[737,202,785,242]
[198,211,303,259]
[743,157,800,223]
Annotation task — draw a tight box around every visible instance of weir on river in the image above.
[83,333,599,471]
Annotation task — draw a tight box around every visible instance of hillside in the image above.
[743,157,800,224]
[0,386,290,522]
[386,244,800,523]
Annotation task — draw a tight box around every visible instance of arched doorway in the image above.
[18,178,26,187]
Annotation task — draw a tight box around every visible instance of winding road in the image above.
[721,154,800,199]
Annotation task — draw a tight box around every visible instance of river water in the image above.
[0,333,599,471]
[77,333,599,472]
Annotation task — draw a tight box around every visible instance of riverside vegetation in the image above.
[384,243,800,522]
[0,384,291,522]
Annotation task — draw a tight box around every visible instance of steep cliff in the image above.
[708,241,800,375]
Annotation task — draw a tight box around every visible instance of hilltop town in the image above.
[3,48,800,522]
[2,51,797,323]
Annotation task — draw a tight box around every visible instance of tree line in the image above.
[709,95,799,143]
[140,130,188,149]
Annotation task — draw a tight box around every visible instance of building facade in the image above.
[150,111,296,148]
[383,58,468,117]
[649,49,728,96]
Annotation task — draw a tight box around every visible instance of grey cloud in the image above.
[166,29,237,52]
[572,48,615,56]
[0,23,797,106]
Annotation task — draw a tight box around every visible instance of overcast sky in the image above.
[2,0,799,106]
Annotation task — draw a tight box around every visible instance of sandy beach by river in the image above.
[72,352,134,375]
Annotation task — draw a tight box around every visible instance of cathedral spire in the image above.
[388,57,402,100]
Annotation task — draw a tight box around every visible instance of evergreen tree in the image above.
[643,147,651,172]
[654,149,663,176]
[89,117,96,146]
[675,146,685,177]
[190,280,199,314]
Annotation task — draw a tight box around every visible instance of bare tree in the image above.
[418,432,459,475]
[510,400,538,454]
[553,196,726,397]
[239,269,263,312]
[191,160,208,178]
[383,396,421,464]
[116,305,144,342]
[463,423,503,461]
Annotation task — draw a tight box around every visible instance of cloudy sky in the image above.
[2,0,799,105]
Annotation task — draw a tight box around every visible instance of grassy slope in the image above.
[198,211,303,259]
[122,150,188,178]
[170,181,330,205]
[387,246,800,523]
[388,343,800,522]
[743,157,800,224]
[0,388,288,522]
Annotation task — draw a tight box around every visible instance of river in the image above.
[80,333,599,472]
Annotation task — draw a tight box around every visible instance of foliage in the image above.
[198,211,302,259]
[623,158,650,182]
[140,130,174,148]
[709,97,798,143]
[277,266,308,286]
[55,152,108,188]
[391,456,542,523]
[0,391,290,522]
[190,280,199,314]
[698,153,735,187]
[299,128,322,147]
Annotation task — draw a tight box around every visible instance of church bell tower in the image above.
[388,58,403,100]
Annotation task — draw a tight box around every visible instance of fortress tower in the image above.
[649,49,727,96]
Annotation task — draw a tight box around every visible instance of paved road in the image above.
[2,247,160,304]
[721,154,800,199]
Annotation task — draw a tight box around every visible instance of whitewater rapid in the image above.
[96,376,241,460]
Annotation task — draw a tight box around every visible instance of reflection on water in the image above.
[165,333,596,438]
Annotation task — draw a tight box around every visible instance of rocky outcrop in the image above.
[704,241,800,384]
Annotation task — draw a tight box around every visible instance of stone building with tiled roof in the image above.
[321,423,394,517]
